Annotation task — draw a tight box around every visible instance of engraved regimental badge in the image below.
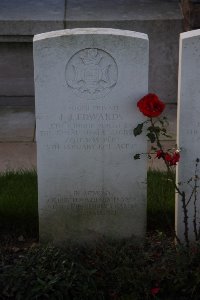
[65,48,118,99]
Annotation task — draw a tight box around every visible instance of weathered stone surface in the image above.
[66,0,181,21]
[0,96,34,106]
[0,43,34,96]
[0,142,36,172]
[158,103,177,141]
[66,0,183,103]
[0,106,35,142]
[0,0,182,103]
[176,29,200,241]
[0,0,65,35]
[34,28,148,243]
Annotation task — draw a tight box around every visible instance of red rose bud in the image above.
[164,153,172,162]
[164,151,180,166]
[170,151,180,166]
[174,150,180,161]
[137,93,165,118]
[156,150,164,159]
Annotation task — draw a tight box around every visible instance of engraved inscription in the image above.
[65,48,118,99]
[38,103,134,153]
[186,122,200,141]
[45,190,135,216]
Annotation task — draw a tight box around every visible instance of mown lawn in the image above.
[0,169,175,239]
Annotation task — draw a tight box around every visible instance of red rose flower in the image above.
[151,287,160,296]
[137,93,165,118]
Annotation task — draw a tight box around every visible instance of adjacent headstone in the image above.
[34,28,148,243]
[176,29,200,241]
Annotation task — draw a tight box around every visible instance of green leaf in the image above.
[147,132,156,143]
[153,126,160,133]
[134,154,140,160]
[161,133,172,138]
[162,117,169,126]
[133,123,143,136]
[89,269,98,275]
[147,126,154,132]
[159,119,164,126]
[161,128,167,133]
[147,125,160,134]
[151,146,157,151]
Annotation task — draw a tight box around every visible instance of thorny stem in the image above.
[150,118,181,194]
[138,116,200,246]
[198,223,200,240]
[193,159,199,240]
[149,118,188,246]
[150,118,172,175]
[181,191,190,248]
[160,194,182,245]
[186,187,195,207]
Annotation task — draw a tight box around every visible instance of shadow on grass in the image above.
[0,169,175,239]
[0,170,38,239]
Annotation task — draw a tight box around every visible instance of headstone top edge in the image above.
[180,29,200,40]
[33,28,148,42]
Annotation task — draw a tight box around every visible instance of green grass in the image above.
[0,169,175,238]
[0,170,38,237]
[147,169,175,232]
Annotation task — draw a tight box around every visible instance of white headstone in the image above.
[176,29,200,241]
[33,28,148,243]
